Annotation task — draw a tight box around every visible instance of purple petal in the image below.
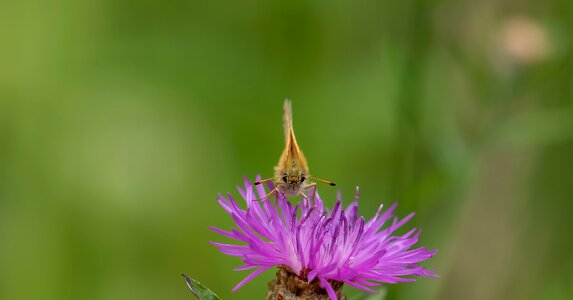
[231,266,271,291]
[211,178,437,296]
[319,277,338,300]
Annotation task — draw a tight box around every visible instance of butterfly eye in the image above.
[282,176,288,182]
[300,176,305,183]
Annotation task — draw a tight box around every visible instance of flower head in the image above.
[210,177,437,299]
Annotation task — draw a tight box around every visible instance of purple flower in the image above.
[210,177,437,300]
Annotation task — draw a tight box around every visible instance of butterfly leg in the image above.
[255,185,279,202]
[302,183,318,206]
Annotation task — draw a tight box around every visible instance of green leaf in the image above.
[181,273,222,300]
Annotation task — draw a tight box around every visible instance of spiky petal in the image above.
[210,177,437,299]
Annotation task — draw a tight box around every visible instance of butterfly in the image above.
[255,99,335,200]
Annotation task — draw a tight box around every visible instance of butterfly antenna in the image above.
[254,177,274,186]
[310,176,336,186]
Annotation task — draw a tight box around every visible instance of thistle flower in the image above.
[210,177,437,299]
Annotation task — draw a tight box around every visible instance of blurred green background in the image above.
[1,0,572,299]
